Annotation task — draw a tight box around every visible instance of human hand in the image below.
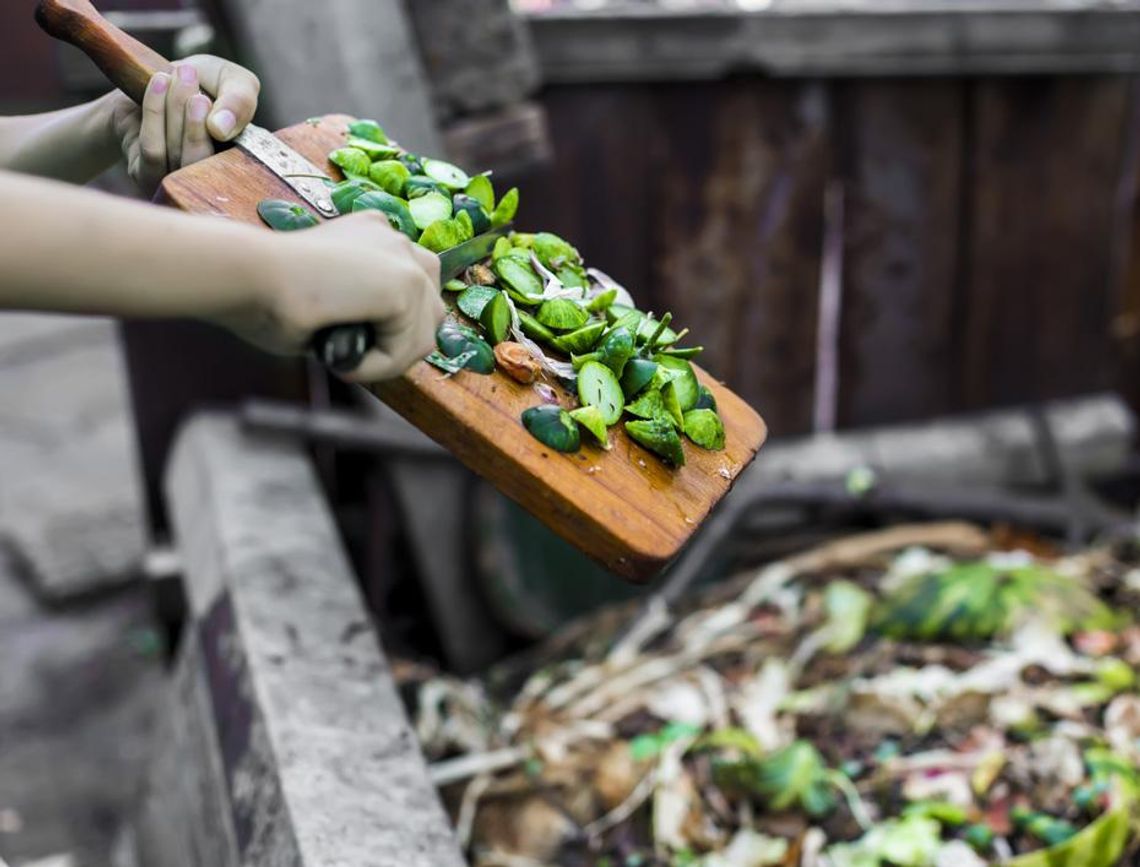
[223,213,446,381]
[108,55,260,195]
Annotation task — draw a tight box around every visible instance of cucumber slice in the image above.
[517,309,556,343]
[587,288,618,314]
[456,285,499,320]
[625,388,670,424]
[329,147,371,177]
[571,351,601,371]
[465,174,495,212]
[330,178,379,214]
[346,137,399,158]
[399,153,425,175]
[661,381,685,429]
[436,321,494,374]
[683,409,725,451]
[409,191,453,231]
[605,303,642,324]
[695,385,718,411]
[351,191,417,240]
[443,279,467,293]
[620,358,659,399]
[368,160,410,197]
[452,193,491,235]
[626,419,686,467]
[406,175,445,199]
[576,361,623,425]
[551,321,606,355]
[257,199,318,232]
[654,355,700,411]
[537,298,589,331]
[347,119,388,144]
[522,405,580,453]
[423,158,471,190]
[480,292,512,345]
[570,406,611,450]
[491,187,519,227]
[494,258,544,302]
[597,326,635,378]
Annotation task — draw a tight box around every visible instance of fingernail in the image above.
[178,64,197,86]
[189,94,210,122]
[211,109,236,137]
[151,74,169,95]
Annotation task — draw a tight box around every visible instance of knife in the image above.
[35,0,337,218]
[312,226,511,373]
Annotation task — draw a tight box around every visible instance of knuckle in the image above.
[139,142,166,166]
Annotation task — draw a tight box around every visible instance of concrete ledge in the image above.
[524,2,1140,80]
[131,413,463,866]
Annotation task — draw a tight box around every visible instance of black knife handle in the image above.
[311,323,376,374]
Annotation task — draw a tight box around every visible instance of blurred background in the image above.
[1,0,1139,864]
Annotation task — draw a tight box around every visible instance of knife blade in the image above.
[233,124,337,218]
[312,225,512,373]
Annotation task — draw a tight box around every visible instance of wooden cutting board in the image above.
[36,0,767,581]
[161,116,767,580]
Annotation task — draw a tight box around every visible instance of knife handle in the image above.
[36,0,170,105]
[311,324,377,375]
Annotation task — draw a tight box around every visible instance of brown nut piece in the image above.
[466,263,497,286]
[494,341,541,384]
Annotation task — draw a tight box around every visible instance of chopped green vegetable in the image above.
[625,418,685,467]
[405,175,444,198]
[409,191,453,231]
[521,405,580,453]
[452,193,491,235]
[345,137,399,158]
[537,299,589,331]
[457,285,499,321]
[682,408,725,450]
[422,158,470,190]
[570,405,611,449]
[443,279,466,293]
[695,385,718,411]
[480,292,512,345]
[257,199,319,231]
[491,187,519,227]
[351,191,417,240]
[551,321,606,355]
[655,355,700,411]
[621,358,659,399]
[436,321,494,374]
[465,174,495,213]
[330,178,379,214]
[534,232,582,271]
[418,218,466,253]
[495,258,544,303]
[577,361,624,425]
[517,309,556,343]
[347,118,388,143]
[368,160,410,197]
[587,289,618,314]
[329,147,371,178]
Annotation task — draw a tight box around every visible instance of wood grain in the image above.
[159,115,768,581]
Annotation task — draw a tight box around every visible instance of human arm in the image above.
[0,170,445,381]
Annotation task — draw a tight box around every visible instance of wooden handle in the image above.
[311,323,377,374]
[36,0,172,104]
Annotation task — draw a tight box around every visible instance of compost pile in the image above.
[258,119,724,467]
[406,524,1140,866]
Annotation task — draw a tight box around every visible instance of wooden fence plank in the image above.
[649,80,830,435]
[963,77,1131,410]
[838,80,965,427]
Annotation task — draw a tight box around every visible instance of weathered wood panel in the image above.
[650,80,829,436]
[837,80,965,426]
[963,77,1131,409]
